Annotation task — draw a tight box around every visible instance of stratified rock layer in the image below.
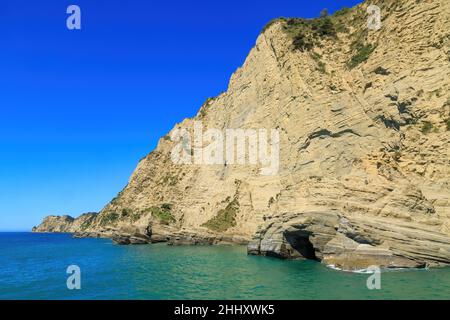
[248,211,450,270]
[34,0,450,270]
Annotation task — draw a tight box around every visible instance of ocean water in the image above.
[0,232,449,300]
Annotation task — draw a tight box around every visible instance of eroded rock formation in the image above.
[33,0,450,271]
[248,211,450,270]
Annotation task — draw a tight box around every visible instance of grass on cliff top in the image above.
[202,199,239,232]
[283,16,338,52]
[262,6,377,68]
[261,7,353,52]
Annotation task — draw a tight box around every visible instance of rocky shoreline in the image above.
[33,212,450,272]
[110,229,249,246]
[66,225,250,246]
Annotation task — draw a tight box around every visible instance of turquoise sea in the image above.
[0,232,449,300]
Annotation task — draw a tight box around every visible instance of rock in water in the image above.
[248,211,450,270]
[33,0,450,270]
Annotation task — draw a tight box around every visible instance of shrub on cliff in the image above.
[143,205,175,225]
[283,15,337,52]
[421,121,433,134]
[348,43,376,68]
[202,199,239,232]
[99,212,119,226]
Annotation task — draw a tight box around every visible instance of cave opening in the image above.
[284,231,318,260]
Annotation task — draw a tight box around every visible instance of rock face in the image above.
[34,0,450,270]
[32,215,75,233]
[32,213,98,233]
[248,211,450,270]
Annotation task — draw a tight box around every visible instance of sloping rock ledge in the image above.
[248,211,450,271]
[72,226,249,246]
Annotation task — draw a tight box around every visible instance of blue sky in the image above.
[0,0,362,231]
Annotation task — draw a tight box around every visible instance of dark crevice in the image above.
[299,128,361,151]
[284,231,318,260]
[375,115,400,131]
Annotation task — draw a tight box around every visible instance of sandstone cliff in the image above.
[32,213,98,233]
[34,0,450,271]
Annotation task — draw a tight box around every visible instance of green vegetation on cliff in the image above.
[421,121,433,134]
[143,204,175,225]
[202,199,239,232]
[283,16,337,51]
[260,7,353,52]
[99,212,119,226]
[348,43,376,68]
